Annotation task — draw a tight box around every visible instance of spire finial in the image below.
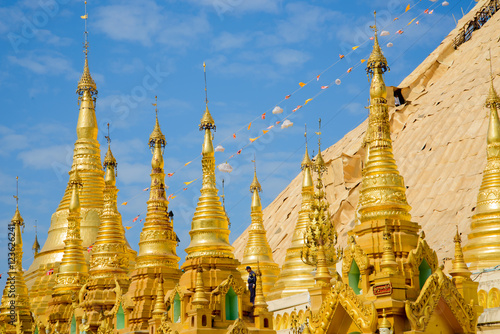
[14,176,19,208]
[315,118,326,173]
[149,97,166,150]
[200,62,216,130]
[486,49,500,108]
[105,123,111,145]
[83,1,88,59]
[153,95,158,119]
[367,10,389,75]
[250,154,262,193]
[204,62,208,107]
[222,178,226,207]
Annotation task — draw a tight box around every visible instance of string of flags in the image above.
[117,0,448,230]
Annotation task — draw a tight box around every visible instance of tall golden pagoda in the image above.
[267,132,316,301]
[45,169,88,334]
[126,102,181,331]
[0,185,34,334]
[77,132,135,333]
[146,64,274,334]
[238,161,279,294]
[303,14,481,334]
[26,8,135,319]
[464,70,500,270]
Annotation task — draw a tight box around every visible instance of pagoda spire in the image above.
[239,158,279,294]
[450,227,472,280]
[32,220,40,256]
[47,169,88,333]
[78,126,135,333]
[127,98,180,331]
[184,63,234,260]
[357,12,411,223]
[26,2,108,316]
[0,178,34,334]
[464,56,500,270]
[267,126,316,300]
[348,12,419,286]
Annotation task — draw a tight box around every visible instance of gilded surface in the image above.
[464,76,500,270]
[405,268,478,333]
[309,280,377,334]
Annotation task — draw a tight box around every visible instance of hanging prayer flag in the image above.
[408,18,416,25]
[229,154,234,159]
[405,4,410,12]
[339,54,345,59]
[416,20,419,24]
[381,30,390,36]
[429,9,434,14]
[316,75,320,81]
[167,194,174,200]
[347,67,353,73]
[396,29,404,34]
[233,133,236,139]
[167,173,174,177]
[262,130,269,134]
[133,215,140,223]
[361,59,366,63]
[299,82,307,87]
[248,123,252,130]
[249,136,260,143]
[387,42,394,47]
[184,179,197,185]
[237,149,242,155]
[276,121,281,125]
[184,161,192,166]
[261,113,266,119]
[122,202,128,206]
[424,8,429,13]
[215,145,225,152]
[370,36,374,40]
[170,195,177,200]
[143,187,149,191]
[352,46,359,50]
[272,106,283,114]
[125,226,132,230]
[292,105,302,112]
[442,1,449,6]
[304,98,313,105]
[139,219,143,223]
[285,95,291,99]
[183,187,187,191]
[46,268,54,276]
[394,17,399,21]
[335,79,341,85]
[267,125,274,129]
[87,244,93,253]
[321,85,329,89]
[81,14,88,19]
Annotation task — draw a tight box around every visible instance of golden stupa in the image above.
[3,1,500,333]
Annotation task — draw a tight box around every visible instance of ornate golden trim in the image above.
[310,280,377,334]
[342,236,370,278]
[405,268,478,333]
[212,275,245,296]
[405,232,438,280]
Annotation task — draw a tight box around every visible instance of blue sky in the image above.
[0,0,473,278]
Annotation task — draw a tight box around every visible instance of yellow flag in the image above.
[121,202,128,206]
[361,59,366,63]
[184,179,197,185]
[249,136,260,143]
[405,4,410,12]
[248,122,252,130]
[299,82,307,87]
[352,46,359,50]
[304,98,313,105]
[184,161,192,166]
[125,226,132,230]
[81,14,88,19]
[262,130,269,134]
[408,18,416,25]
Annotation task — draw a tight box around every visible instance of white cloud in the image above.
[187,0,282,14]
[211,32,252,51]
[272,49,310,67]
[18,144,74,170]
[118,162,150,185]
[94,0,210,49]
[8,51,79,78]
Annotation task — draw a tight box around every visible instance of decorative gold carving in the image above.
[90,253,128,268]
[226,318,248,334]
[405,232,438,281]
[212,275,245,295]
[342,236,370,277]
[488,288,500,308]
[405,268,477,333]
[157,313,175,334]
[309,280,377,333]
